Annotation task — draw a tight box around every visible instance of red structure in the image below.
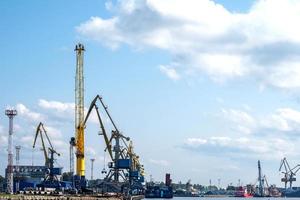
[165,173,172,186]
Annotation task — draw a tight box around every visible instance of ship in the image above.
[174,188,200,197]
[282,187,300,197]
[255,185,281,197]
[254,161,281,197]
[174,179,200,197]
[234,185,254,198]
[145,185,173,198]
[145,173,173,199]
[268,185,281,197]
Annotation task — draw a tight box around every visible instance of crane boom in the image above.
[279,157,299,189]
[84,94,145,192]
[84,95,113,159]
[33,122,60,166]
[33,123,48,166]
[33,122,54,167]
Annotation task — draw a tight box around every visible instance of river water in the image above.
[150,198,299,200]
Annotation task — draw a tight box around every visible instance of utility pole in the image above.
[90,158,95,180]
[15,145,21,193]
[5,109,17,194]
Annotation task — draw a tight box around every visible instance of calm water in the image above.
[150,198,300,200]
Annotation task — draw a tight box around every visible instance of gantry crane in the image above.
[279,158,300,189]
[33,122,62,189]
[84,95,145,194]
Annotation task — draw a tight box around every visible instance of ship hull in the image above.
[282,190,300,197]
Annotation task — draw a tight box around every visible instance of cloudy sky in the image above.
[2,0,300,187]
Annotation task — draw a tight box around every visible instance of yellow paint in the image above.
[76,125,85,176]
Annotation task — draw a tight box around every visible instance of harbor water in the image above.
[150,198,300,200]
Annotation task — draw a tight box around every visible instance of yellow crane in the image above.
[127,141,145,177]
[75,43,85,179]
[73,43,144,192]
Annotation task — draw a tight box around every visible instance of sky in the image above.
[2,0,300,188]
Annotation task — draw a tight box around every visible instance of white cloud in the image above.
[0,135,7,144]
[20,135,34,148]
[45,126,63,138]
[51,140,68,150]
[195,54,247,82]
[265,65,300,89]
[0,125,4,134]
[16,104,43,122]
[77,17,123,49]
[220,107,300,134]
[38,99,100,124]
[86,146,97,157]
[185,138,207,146]
[39,99,74,114]
[184,136,295,160]
[221,108,256,134]
[77,0,300,89]
[262,108,300,132]
[149,159,170,167]
[159,65,180,81]
[185,107,300,160]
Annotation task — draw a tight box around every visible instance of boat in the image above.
[174,188,200,197]
[234,186,254,198]
[173,180,200,197]
[145,173,173,199]
[145,185,173,198]
[282,187,300,197]
[268,185,282,197]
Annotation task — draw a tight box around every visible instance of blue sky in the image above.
[2,0,300,188]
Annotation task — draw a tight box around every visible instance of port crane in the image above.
[258,160,263,196]
[74,43,86,189]
[84,95,145,193]
[72,43,144,193]
[33,122,62,189]
[279,157,300,189]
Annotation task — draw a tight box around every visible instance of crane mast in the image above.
[258,160,263,197]
[75,43,85,178]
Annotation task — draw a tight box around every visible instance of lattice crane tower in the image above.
[5,109,17,194]
[75,43,85,178]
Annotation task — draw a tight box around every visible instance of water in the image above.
[150,198,300,200]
